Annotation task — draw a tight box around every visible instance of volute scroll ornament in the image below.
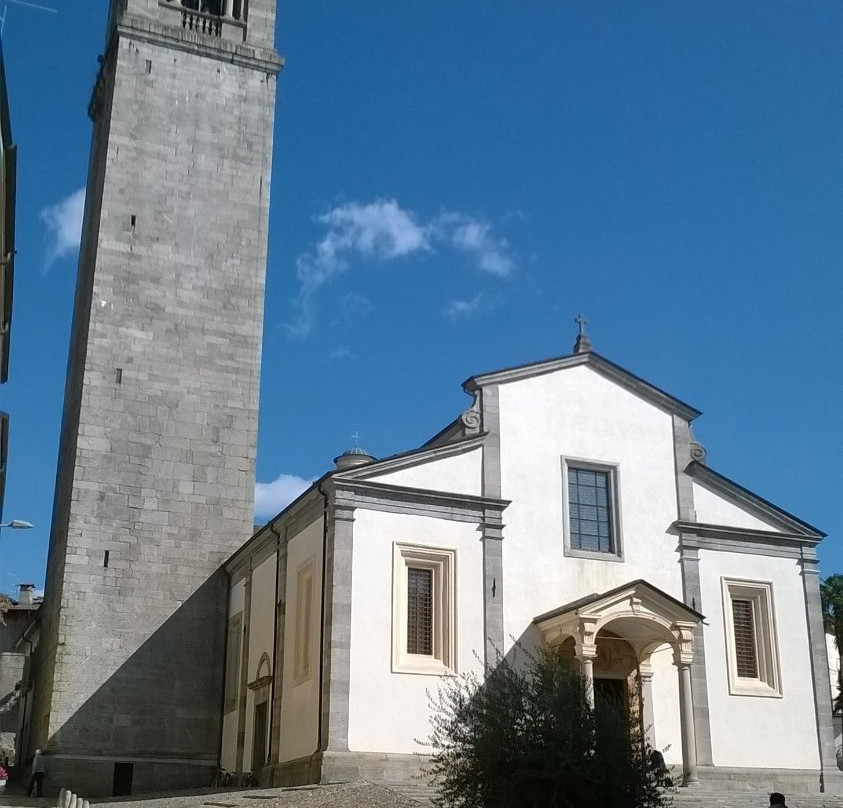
[460,393,482,435]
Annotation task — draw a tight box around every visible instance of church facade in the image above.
[222,342,839,794]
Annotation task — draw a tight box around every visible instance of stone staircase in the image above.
[382,780,436,805]
[382,781,843,807]
[669,789,842,808]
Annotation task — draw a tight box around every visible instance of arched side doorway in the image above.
[534,580,703,786]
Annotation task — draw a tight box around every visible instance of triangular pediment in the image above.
[463,351,701,421]
[684,462,824,540]
[534,579,703,650]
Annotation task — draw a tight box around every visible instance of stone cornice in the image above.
[333,433,486,481]
[685,462,825,539]
[226,487,325,577]
[677,521,819,560]
[115,13,284,74]
[325,478,509,524]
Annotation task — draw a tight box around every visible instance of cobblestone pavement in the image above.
[0,784,427,808]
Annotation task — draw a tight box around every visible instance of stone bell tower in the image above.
[31,0,281,795]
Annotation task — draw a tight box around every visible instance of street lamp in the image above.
[0,520,33,530]
[0,520,34,557]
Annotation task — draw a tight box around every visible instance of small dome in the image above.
[334,446,376,470]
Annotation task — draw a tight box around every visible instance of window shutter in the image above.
[731,598,759,678]
[407,567,433,655]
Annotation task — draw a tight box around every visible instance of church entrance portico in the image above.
[533,579,704,786]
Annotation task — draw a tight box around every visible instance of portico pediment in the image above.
[533,579,704,660]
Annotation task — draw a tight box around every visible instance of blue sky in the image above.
[0,1,841,592]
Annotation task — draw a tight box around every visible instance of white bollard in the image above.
[57,787,67,808]
[63,789,72,808]
[69,791,78,808]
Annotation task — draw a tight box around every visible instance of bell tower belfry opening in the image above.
[30,0,281,795]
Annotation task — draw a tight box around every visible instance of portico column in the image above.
[673,622,700,787]
[223,0,233,16]
[579,655,595,708]
[575,621,598,709]
[676,661,699,785]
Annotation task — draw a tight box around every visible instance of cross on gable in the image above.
[575,313,588,337]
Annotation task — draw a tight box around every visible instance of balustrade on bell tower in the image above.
[109,0,276,50]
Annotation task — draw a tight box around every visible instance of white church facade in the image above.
[220,341,840,794]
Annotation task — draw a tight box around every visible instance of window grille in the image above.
[731,598,758,678]
[407,567,433,655]
[568,467,614,553]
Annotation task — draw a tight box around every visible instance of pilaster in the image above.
[799,551,840,792]
[320,500,354,756]
[678,542,713,766]
[269,525,287,765]
[639,662,656,748]
[481,509,505,667]
[235,568,253,771]
[673,415,713,768]
[480,385,501,499]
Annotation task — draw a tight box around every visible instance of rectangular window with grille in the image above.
[567,466,615,555]
[723,579,780,696]
[407,567,433,655]
[731,598,758,678]
[393,544,455,674]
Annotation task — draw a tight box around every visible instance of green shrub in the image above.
[425,647,670,808]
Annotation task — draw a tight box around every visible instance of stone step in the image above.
[383,782,843,808]
[669,789,842,808]
[381,782,436,805]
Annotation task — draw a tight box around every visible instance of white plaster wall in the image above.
[699,550,819,768]
[647,643,683,765]
[497,365,685,649]
[278,516,324,763]
[243,552,277,771]
[347,508,486,754]
[220,578,246,769]
[365,446,482,496]
[826,633,840,710]
[691,482,782,532]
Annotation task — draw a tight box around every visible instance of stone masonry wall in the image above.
[32,5,279,796]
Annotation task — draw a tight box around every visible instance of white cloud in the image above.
[328,346,355,360]
[254,473,313,519]
[340,292,374,320]
[40,187,86,269]
[289,199,429,337]
[445,216,514,277]
[444,292,489,319]
[288,199,516,336]
[321,199,430,259]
